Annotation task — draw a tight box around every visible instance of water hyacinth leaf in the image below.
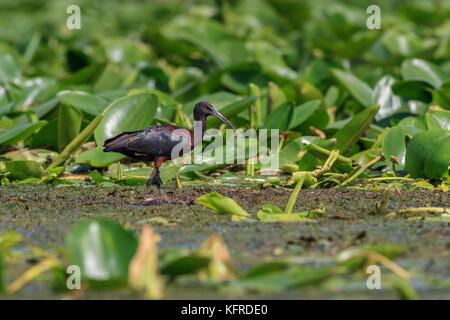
[426,110,450,131]
[257,211,315,222]
[48,113,104,169]
[330,68,373,106]
[262,102,294,131]
[76,146,124,168]
[333,105,380,154]
[246,40,297,81]
[401,59,450,88]
[405,130,450,179]
[230,267,332,292]
[351,148,381,166]
[161,254,210,278]
[382,126,419,169]
[89,170,110,183]
[432,87,450,110]
[5,160,44,180]
[102,38,153,64]
[30,119,58,149]
[58,104,83,151]
[397,116,428,131]
[0,53,20,82]
[372,75,402,120]
[289,100,321,130]
[94,93,158,146]
[0,121,47,146]
[325,86,340,107]
[3,148,58,165]
[243,262,290,279]
[391,80,432,102]
[197,193,249,216]
[58,90,109,115]
[66,219,138,283]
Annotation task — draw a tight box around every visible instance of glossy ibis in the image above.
[103,101,235,196]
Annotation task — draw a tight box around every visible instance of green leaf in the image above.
[0,121,47,146]
[197,193,249,216]
[76,147,124,168]
[262,102,294,131]
[330,68,373,106]
[333,105,380,154]
[231,266,331,292]
[30,119,58,149]
[382,126,419,169]
[405,130,450,179]
[89,170,111,183]
[66,219,138,283]
[372,75,402,119]
[58,90,108,115]
[257,212,314,222]
[0,53,20,82]
[5,160,44,180]
[94,93,158,146]
[58,104,83,151]
[426,110,450,131]
[391,80,432,102]
[48,113,104,170]
[401,59,450,88]
[161,254,210,278]
[289,100,321,130]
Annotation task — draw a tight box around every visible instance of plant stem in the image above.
[48,113,104,170]
[285,175,305,214]
[338,155,383,187]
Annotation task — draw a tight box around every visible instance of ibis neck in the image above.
[191,114,207,147]
[194,114,208,137]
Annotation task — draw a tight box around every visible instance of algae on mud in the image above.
[0,183,448,299]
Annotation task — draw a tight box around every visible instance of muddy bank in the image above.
[0,184,448,299]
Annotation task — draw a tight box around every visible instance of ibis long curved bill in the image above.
[210,109,236,134]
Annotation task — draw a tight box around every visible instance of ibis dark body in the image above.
[103,101,235,195]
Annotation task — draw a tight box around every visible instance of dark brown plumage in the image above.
[103,101,235,196]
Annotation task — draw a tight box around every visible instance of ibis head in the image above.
[193,101,236,133]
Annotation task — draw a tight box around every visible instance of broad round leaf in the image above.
[405,130,450,179]
[58,90,108,115]
[382,126,419,169]
[94,93,158,146]
[426,110,450,131]
[66,219,138,282]
[401,59,450,88]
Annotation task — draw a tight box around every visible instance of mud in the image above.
[0,183,449,299]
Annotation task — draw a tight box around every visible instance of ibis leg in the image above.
[155,168,164,196]
[146,166,157,195]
